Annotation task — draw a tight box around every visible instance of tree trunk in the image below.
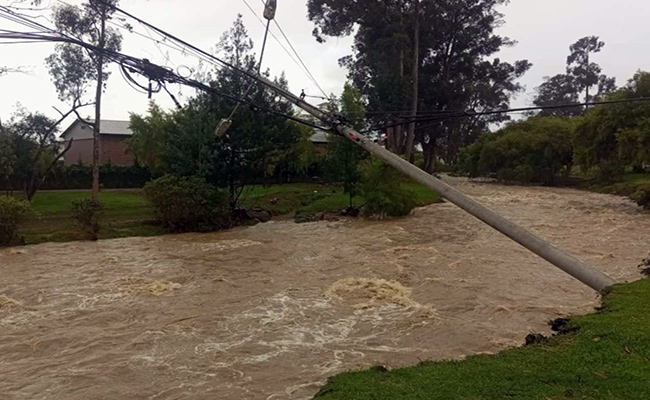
[229,146,237,210]
[92,14,106,203]
[395,123,404,154]
[584,49,590,109]
[386,125,395,152]
[422,142,436,174]
[405,0,420,163]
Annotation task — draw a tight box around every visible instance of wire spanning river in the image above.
[1,177,647,399]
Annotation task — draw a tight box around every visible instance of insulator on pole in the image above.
[263,0,277,20]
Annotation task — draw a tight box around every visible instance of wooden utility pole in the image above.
[404,0,420,163]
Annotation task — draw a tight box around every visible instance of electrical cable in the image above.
[0,6,329,131]
[361,97,650,133]
[254,0,329,98]
[271,19,328,98]
[240,0,302,71]
[93,0,272,90]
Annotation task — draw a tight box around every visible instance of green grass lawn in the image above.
[19,190,161,244]
[15,182,442,245]
[581,173,650,197]
[315,278,650,399]
[293,182,442,221]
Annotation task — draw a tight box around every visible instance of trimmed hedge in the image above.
[38,164,152,190]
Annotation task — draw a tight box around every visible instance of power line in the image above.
[249,0,329,99]
[94,0,277,94]
[240,0,303,74]
[51,0,214,71]
[361,97,650,133]
[271,20,328,98]
[0,6,329,131]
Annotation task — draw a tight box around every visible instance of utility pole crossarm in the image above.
[256,75,616,293]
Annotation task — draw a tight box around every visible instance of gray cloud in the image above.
[1,0,649,128]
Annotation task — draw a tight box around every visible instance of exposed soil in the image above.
[1,177,648,400]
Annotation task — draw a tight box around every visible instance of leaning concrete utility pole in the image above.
[256,75,616,293]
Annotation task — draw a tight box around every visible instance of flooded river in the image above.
[1,177,648,399]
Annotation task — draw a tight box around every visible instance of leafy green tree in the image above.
[3,108,80,200]
[326,83,369,207]
[134,15,301,210]
[574,71,650,180]
[534,36,616,116]
[567,36,615,104]
[47,0,123,201]
[361,158,416,218]
[0,123,16,190]
[457,116,575,185]
[127,102,170,175]
[309,0,531,169]
[533,74,582,116]
[265,121,319,183]
[0,196,31,246]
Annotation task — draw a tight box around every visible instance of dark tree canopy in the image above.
[534,36,616,116]
[574,71,650,181]
[46,0,122,103]
[308,0,531,169]
[129,15,302,209]
[534,74,582,116]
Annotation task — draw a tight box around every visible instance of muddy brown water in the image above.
[1,177,648,399]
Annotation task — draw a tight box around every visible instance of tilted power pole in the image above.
[256,75,616,293]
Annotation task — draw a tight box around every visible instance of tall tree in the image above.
[327,83,369,207]
[46,0,122,201]
[566,36,607,104]
[404,0,420,162]
[133,15,301,209]
[127,102,170,175]
[310,0,413,154]
[309,0,531,170]
[533,36,616,116]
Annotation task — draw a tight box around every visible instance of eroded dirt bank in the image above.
[1,177,647,399]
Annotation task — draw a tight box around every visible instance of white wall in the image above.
[64,122,94,140]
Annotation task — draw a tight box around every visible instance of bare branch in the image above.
[71,107,95,128]
[48,100,94,137]
[0,66,31,77]
[28,138,74,201]
[66,98,96,128]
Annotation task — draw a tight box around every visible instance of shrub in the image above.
[361,159,416,218]
[632,188,650,210]
[71,199,103,241]
[143,175,230,233]
[457,116,575,185]
[0,196,31,246]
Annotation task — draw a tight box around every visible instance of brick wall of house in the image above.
[101,135,135,166]
[64,138,94,166]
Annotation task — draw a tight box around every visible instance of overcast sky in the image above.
[1,0,649,133]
